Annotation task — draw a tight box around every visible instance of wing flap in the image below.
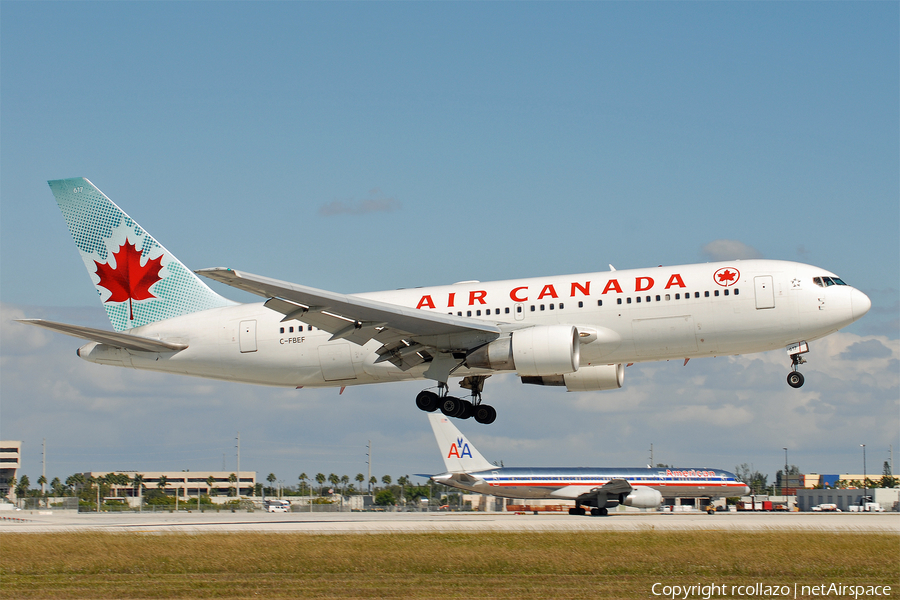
[17,319,188,352]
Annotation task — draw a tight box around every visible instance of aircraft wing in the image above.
[16,319,188,353]
[197,268,502,377]
[550,478,634,502]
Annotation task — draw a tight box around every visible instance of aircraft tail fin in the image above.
[427,413,494,473]
[48,178,234,331]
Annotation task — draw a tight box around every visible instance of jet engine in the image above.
[466,325,580,377]
[519,364,624,391]
[620,487,663,509]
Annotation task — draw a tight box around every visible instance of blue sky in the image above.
[2,3,897,489]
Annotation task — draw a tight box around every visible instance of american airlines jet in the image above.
[427,413,750,515]
[20,178,871,424]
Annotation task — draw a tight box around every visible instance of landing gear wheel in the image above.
[415,390,440,412]
[473,404,497,425]
[440,396,467,418]
[787,371,805,388]
[590,508,602,517]
[459,400,474,419]
[598,507,608,516]
[568,506,586,516]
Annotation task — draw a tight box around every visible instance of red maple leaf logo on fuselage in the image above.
[94,240,164,320]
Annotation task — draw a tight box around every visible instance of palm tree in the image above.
[157,475,169,498]
[298,473,309,496]
[328,473,339,495]
[315,473,326,495]
[228,473,237,497]
[133,474,145,505]
[267,473,277,496]
[355,473,365,492]
[37,475,47,499]
[50,477,63,497]
[206,475,216,498]
[381,474,391,487]
[369,476,377,492]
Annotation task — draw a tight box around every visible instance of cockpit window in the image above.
[814,276,848,287]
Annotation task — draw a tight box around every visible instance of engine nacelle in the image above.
[563,364,624,391]
[466,325,580,377]
[621,487,663,509]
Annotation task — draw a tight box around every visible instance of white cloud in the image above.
[701,240,764,261]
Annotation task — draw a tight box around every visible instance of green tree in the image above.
[369,476,377,491]
[315,473,326,495]
[267,473,277,496]
[340,475,349,495]
[374,489,395,506]
[50,477,65,497]
[880,461,897,488]
[298,473,309,496]
[205,475,216,497]
[228,473,237,497]
[355,473,365,491]
[328,473,339,493]
[37,475,48,497]
[381,475,391,488]
[16,474,30,497]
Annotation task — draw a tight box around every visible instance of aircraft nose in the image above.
[851,288,872,321]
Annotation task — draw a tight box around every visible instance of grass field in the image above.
[2,531,898,599]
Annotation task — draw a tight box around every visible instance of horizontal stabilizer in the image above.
[17,319,188,353]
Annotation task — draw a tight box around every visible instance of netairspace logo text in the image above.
[651,582,893,600]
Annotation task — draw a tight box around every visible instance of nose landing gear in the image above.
[786,342,809,389]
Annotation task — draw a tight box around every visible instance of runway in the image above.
[3,510,898,534]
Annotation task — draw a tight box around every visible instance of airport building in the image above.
[80,471,257,500]
[0,441,22,499]
[795,487,899,512]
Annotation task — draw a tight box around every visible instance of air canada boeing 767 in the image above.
[426,413,750,515]
[20,178,871,424]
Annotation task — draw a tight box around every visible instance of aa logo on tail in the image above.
[447,437,473,459]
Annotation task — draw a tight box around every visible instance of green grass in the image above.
[2,531,898,599]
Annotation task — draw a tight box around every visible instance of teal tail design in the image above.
[48,177,235,331]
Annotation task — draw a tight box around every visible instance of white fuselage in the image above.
[433,467,751,500]
[77,259,870,388]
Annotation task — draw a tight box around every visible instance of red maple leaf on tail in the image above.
[94,240,164,320]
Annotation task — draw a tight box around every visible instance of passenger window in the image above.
[635,297,641,303]
[540,304,545,311]
[617,298,622,305]
[505,307,510,314]
[517,306,522,313]
[467,310,472,317]
[724,289,729,296]
[559,302,564,309]
[714,290,719,297]
[695,292,700,298]
[289,327,294,333]
[578,301,584,308]
[734,289,739,295]
[655,295,661,301]
[665,294,670,301]
[704,291,709,298]
[627,297,632,304]
[530,305,535,312]
[597,300,603,307]
[458,311,462,316]
[646,296,651,302]
[476,310,481,316]
[279,327,285,334]
[549,304,554,310]
[675,293,680,300]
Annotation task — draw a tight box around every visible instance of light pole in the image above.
[860,444,867,508]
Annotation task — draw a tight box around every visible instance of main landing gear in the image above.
[568,504,608,517]
[786,341,809,389]
[415,376,497,424]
